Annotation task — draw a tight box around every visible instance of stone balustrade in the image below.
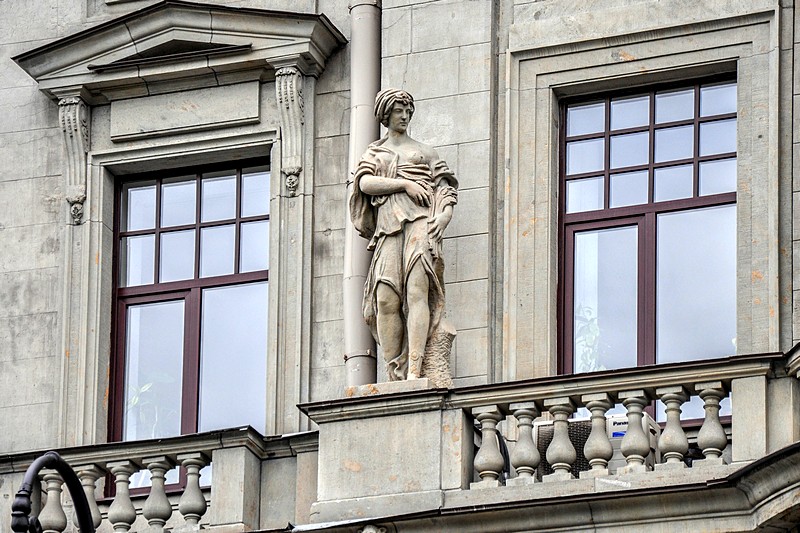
[0,427,318,533]
[461,353,780,488]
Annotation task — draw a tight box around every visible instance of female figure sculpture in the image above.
[350,89,458,385]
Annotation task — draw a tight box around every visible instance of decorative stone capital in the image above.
[58,96,90,224]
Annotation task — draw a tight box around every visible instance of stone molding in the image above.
[58,95,90,225]
[276,66,305,197]
[12,0,347,104]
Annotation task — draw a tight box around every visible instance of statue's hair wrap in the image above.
[374,89,415,127]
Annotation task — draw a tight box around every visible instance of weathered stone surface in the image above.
[382,6,412,57]
[382,48,460,99]
[110,82,260,140]
[410,91,490,147]
[445,279,488,331]
[455,327,488,378]
[411,0,491,52]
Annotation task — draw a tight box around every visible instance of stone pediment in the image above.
[13,0,346,103]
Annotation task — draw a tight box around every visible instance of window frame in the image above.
[108,157,271,443]
[558,76,738,375]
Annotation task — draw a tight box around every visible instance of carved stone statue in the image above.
[350,89,458,387]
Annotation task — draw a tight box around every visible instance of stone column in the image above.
[655,386,689,469]
[543,397,576,481]
[580,393,614,478]
[107,460,140,533]
[470,405,505,488]
[618,390,651,474]
[695,381,729,466]
[39,472,67,533]
[507,402,540,486]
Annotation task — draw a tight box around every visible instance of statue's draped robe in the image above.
[350,138,458,380]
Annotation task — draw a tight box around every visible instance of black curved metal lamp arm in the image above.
[11,451,95,533]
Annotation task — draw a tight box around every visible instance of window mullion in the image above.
[181,287,202,435]
[641,212,657,366]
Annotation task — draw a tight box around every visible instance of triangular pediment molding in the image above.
[13,0,346,103]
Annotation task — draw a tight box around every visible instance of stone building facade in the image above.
[2,0,800,531]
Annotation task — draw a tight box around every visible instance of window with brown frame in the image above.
[110,159,271,445]
[560,78,737,377]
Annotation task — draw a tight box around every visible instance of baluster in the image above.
[655,386,689,469]
[507,402,540,486]
[177,452,209,528]
[143,456,176,532]
[695,381,728,466]
[618,390,651,474]
[72,464,104,530]
[470,405,505,489]
[543,397,576,481]
[107,460,141,533]
[38,471,67,533]
[580,393,614,478]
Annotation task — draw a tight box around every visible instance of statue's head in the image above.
[374,89,415,127]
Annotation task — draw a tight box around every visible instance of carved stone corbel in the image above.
[275,66,305,196]
[58,96,90,224]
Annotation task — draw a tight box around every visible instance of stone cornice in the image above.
[13,0,346,104]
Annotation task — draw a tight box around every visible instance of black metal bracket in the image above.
[11,451,95,533]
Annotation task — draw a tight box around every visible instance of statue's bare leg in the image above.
[406,261,430,379]
[376,281,404,379]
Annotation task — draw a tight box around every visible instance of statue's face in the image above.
[388,102,413,133]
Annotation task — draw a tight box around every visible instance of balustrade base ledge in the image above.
[692,457,727,468]
[579,468,611,479]
[310,489,443,524]
[542,471,574,482]
[617,463,648,475]
[470,478,502,490]
[505,476,536,487]
[654,462,688,471]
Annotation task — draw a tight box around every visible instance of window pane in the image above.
[199,282,268,435]
[240,221,269,273]
[200,225,235,277]
[566,177,603,213]
[654,164,693,202]
[610,95,649,130]
[122,183,156,231]
[566,138,604,175]
[573,226,638,373]
[700,118,736,156]
[655,88,694,124]
[201,173,236,222]
[160,230,195,282]
[121,234,154,287]
[610,170,648,208]
[124,300,184,441]
[610,132,648,169]
[567,101,604,137]
[241,167,270,217]
[700,82,736,117]
[161,177,196,227]
[700,158,737,196]
[656,205,736,363]
[654,125,693,163]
